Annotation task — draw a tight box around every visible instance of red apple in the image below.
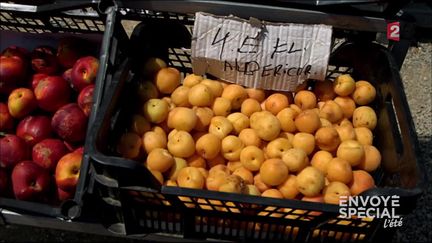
[57,37,89,69]
[0,168,9,196]
[31,46,59,75]
[32,138,68,171]
[0,102,14,131]
[62,68,73,86]
[12,161,51,201]
[31,73,48,90]
[74,146,84,154]
[0,48,28,94]
[7,88,37,119]
[34,76,71,112]
[71,56,99,91]
[0,134,30,169]
[51,103,88,143]
[57,187,74,201]
[55,152,82,192]
[2,46,30,60]
[77,84,94,116]
[16,115,52,146]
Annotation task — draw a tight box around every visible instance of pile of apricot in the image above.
[117,57,381,205]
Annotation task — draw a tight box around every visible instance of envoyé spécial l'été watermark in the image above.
[339,195,403,228]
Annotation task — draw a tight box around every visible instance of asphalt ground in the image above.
[0,36,431,243]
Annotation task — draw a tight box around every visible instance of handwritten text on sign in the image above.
[191,12,332,91]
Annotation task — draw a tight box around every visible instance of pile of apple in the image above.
[0,38,99,203]
[117,57,381,206]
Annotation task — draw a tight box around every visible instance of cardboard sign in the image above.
[191,12,332,91]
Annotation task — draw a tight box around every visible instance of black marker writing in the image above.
[224,59,312,77]
[211,27,230,60]
[237,36,259,54]
[271,38,304,59]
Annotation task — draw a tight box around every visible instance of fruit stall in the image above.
[0,0,429,242]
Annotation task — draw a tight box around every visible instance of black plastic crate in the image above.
[0,0,54,6]
[88,9,425,242]
[89,178,185,236]
[0,3,105,34]
[0,3,127,219]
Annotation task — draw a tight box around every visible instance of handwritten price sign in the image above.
[191,12,332,91]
